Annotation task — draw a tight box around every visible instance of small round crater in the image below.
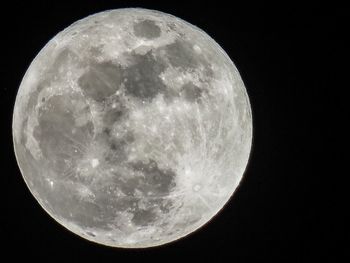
[91,158,99,168]
[102,127,111,136]
[193,184,201,192]
[86,231,96,237]
[110,142,118,151]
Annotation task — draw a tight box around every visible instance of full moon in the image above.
[13,8,252,248]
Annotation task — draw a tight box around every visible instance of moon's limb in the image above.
[12,8,252,248]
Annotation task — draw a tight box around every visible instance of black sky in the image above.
[1,1,346,261]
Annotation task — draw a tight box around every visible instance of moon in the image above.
[12,8,252,248]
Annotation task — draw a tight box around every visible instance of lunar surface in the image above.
[12,8,252,248]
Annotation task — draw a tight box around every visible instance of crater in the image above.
[86,231,96,237]
[123,51,167,101]
[133,19,161,39]
[159,199,173,214]
[78,61,123,102]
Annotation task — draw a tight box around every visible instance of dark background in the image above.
[1,1,346,261]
